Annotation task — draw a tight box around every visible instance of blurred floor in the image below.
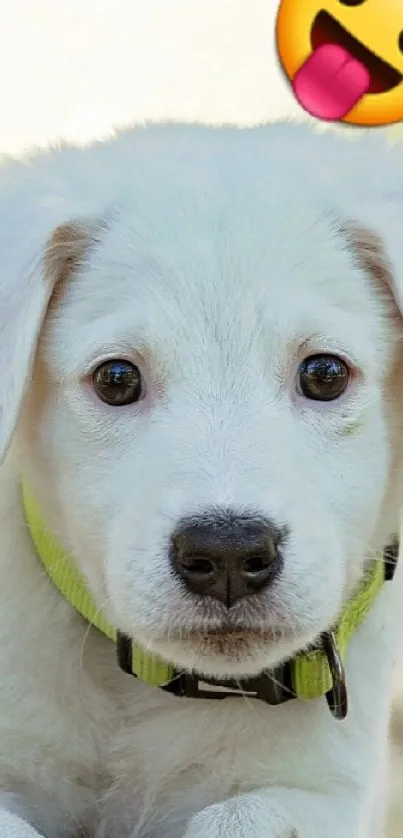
[388,740,403,838]
[388,667,403,837]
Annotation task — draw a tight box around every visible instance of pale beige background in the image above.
[0,1,402,833]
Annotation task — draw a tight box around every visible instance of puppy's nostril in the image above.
[180,556,216,576]
[242,553,272,575]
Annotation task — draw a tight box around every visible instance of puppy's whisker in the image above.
[77,591,113,673]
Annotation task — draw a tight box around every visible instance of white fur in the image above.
[0,122,403,837]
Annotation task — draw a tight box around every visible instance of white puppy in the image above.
[0,122,403,838]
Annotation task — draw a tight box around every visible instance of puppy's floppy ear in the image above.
[0,186,96,462]
[344,192,403,317]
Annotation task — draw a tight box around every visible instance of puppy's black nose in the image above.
[170,514,284,607]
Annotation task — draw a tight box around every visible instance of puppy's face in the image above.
[6,126,403,678]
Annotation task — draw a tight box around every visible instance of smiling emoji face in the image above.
[276,0,403,126]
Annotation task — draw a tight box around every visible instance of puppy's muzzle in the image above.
[170,512,284,607]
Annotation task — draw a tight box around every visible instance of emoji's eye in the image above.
[399,32,403,53]
[338,0,366,5]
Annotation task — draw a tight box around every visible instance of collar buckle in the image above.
[161,666,294,705]
[117,633,294,706]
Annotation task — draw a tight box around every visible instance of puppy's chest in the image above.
[94,687,325,838]
[0,629,345,838]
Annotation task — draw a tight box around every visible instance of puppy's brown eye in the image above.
[92,360,142,406]
[298,355,349,402]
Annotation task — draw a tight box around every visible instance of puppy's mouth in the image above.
[161,625,288,661]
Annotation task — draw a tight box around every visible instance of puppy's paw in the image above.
[183,793,298,838]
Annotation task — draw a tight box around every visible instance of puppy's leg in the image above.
[183,785,361,838]
[0,804,44,838]
[0,790,85,838]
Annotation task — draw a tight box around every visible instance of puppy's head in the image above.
[1,124,403,679]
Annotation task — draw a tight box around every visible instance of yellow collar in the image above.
[22,481,397,719]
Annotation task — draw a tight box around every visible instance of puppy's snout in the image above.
[170,514,283,607]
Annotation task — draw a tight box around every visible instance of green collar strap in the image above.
[22,482,398,720]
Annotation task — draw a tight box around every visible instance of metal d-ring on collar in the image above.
[323,537,399,720]
[322,631,348,720]
[116,539,399,721]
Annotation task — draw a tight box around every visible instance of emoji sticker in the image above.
[276,0,403,126]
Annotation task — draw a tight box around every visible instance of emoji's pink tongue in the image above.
[293,43,370,121]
